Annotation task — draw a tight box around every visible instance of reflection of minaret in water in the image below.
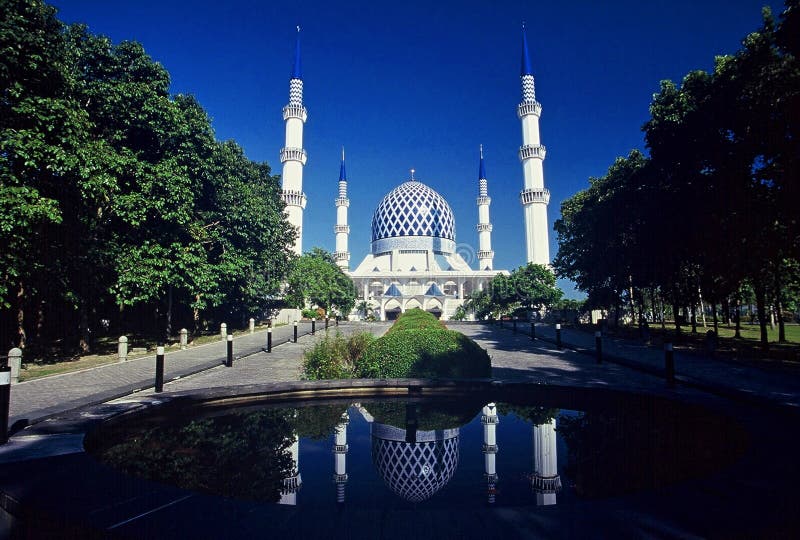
[333,412,349,503]
[481,403,499,504]
[531,418,561,506]
[279,434,302,505]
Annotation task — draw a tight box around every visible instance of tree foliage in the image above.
[552,2,800,346]
[0,0,295,352]
[285,248,357,316]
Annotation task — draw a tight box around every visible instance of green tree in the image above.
[285,248,357,316]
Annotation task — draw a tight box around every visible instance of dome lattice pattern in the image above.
[371,181,455,242]
[372,434,459,502]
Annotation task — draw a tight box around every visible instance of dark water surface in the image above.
[86,390,748,512]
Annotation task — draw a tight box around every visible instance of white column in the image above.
[334,148,350,269]
[279,435,302,505]
[518,27,550,265]
[333,412,349,503]
[532,418,561,506]
[482,403,499,504]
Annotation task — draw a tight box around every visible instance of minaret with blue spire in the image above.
[334,147,350,270]
[517,23,551,265]
[280,26,308,255]
[476,145,494,270]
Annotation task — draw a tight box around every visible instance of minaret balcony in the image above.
[478,250,494,261]
[334,251,350,262]
[520,188,550,205]
[335,196,350,207]
[282,103,308,122]
[477,223,493,233]
[280,147,308,165]
[282,474,302,494]
[481,414,500,425]
[484,472,499,483]
[334,224,350,234]
[517,100,542,118]
[281,189,307,209]
[482,443,499,454]
[333,473,349,484]
[476,195,491,206]
[519,144,546,161]
[333,444,349,454]
[531,474,562,494]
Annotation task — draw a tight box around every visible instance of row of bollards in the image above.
[512,321,677,387]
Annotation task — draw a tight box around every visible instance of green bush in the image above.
[301,308,320,320]
[387,308,446,333]
[302,331,375,380]
[356,327,491,379]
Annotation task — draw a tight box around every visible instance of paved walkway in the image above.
[8,319,799,429]
[8,321,381,427]
[456,321,800,411]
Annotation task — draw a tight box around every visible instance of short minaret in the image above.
[334,148,350,270]
[333,412,349,503]
[481,403,499,504]
[517,23,550,265]
[476,145,494,270]
[531,418,561,506]
[280,26,308,255]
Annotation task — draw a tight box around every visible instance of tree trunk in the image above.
[712,303,718,335]
[673,302,681,335]
[16,282,26,349]
[776,296,786,343]
[690,302,697,334]
[734,297,741,338]
[753,279,769,352]
[166,285,173,338]
[193,294,201,337]
[722,297,731,325]
[78,302,91,353]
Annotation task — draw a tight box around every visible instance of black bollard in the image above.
[311,319,316,335]
[226,334,233,367]
[335,316,339,327]
[513,318,517,333]
[293,321,298,343]
[595,331,602,364]
[531,322,536,340]
[155,345,165,392]
[555,323,562,349]
[664,343,675,387]
[266,327,272,353]
[325,317,329,330]
[0,365,10,444]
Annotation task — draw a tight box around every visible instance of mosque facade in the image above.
[278,26,550,321]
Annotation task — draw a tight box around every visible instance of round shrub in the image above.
[355,327,490,379]
[387,308,446,334]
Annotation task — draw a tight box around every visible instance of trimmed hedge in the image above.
[355,309,491,378]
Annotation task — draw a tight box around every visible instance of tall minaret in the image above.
[476,145,494,270]
[481,403,499,504]
[333,412,349,503]
[517,23,551,265]
[279,434,303,505]
[281,26,308,255]
[334,148,350,270]
[531,418,561,506]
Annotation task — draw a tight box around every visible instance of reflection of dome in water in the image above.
[370,181,456,254]
[371,423,459,503]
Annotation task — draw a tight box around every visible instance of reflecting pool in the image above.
[86,390,747,511]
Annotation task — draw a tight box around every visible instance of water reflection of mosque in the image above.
[277,403,561,506]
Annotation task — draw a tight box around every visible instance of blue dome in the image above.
[371,181,456,247]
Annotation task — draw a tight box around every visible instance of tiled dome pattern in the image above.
[372,434,459,502]
[371,181,455,242]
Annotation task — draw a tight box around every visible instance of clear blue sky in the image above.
[51,0,782,297]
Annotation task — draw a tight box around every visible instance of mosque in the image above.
[277,26,550,321]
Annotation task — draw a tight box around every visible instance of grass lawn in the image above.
[17,321,281,382]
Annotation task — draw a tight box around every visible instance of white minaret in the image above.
[531,418,561,506]
[279,434,302,505]
[476,145,494,270]
[334,148,350,270]
[281,26,308,255]
[517,23,551,265]
[333,412,349,503]
[481,403,499,504]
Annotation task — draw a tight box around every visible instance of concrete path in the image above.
[8,321,381,427]
[455,321,800,411]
